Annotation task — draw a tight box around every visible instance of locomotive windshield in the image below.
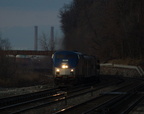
[56,54,77,59]
[53,51,79,68]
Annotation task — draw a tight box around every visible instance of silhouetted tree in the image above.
[60,0,144,60]
[0,33,14,79]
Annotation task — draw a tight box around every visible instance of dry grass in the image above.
[0,70,54,87]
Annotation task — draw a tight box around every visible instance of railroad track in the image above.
[0,75,125,114]
[0,87,62,113]
[55,81,144,114]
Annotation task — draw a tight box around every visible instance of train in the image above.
[52,51,100,85]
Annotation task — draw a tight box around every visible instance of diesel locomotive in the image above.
[52,51,100,85]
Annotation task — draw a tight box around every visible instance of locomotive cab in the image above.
[52,51,79,84]
[52,51,100,85]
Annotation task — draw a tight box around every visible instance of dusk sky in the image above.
[0,0,72,50]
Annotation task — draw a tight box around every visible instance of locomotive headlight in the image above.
[62,65,65,68]
[62,64,68,69]
[71,69,74,72]
[56,69,60,72]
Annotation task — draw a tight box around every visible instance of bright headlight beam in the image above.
[62,65,65,68]
[62,65,68,69]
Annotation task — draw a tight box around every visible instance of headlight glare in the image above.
[62,65,68,69]
[56,69,60,72]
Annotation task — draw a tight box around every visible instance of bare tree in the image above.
[0,32,14,79]
[40,32,55,51]
[40,33,49,51]
[0,33,11,50]
[60,0,144,60]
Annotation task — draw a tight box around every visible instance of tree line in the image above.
[59,0,144,61]
[0,33,14,79]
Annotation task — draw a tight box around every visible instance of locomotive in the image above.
[52,51,100,85]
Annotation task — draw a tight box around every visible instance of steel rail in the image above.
[55,82,143,114]
[121,93,144,114]
[7,79,122,114]
[0,87,60,110]
[0,75,127,113]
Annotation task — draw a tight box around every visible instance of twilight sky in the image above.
[0,0,72,50]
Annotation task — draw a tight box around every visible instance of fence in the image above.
[100,63,144,77]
